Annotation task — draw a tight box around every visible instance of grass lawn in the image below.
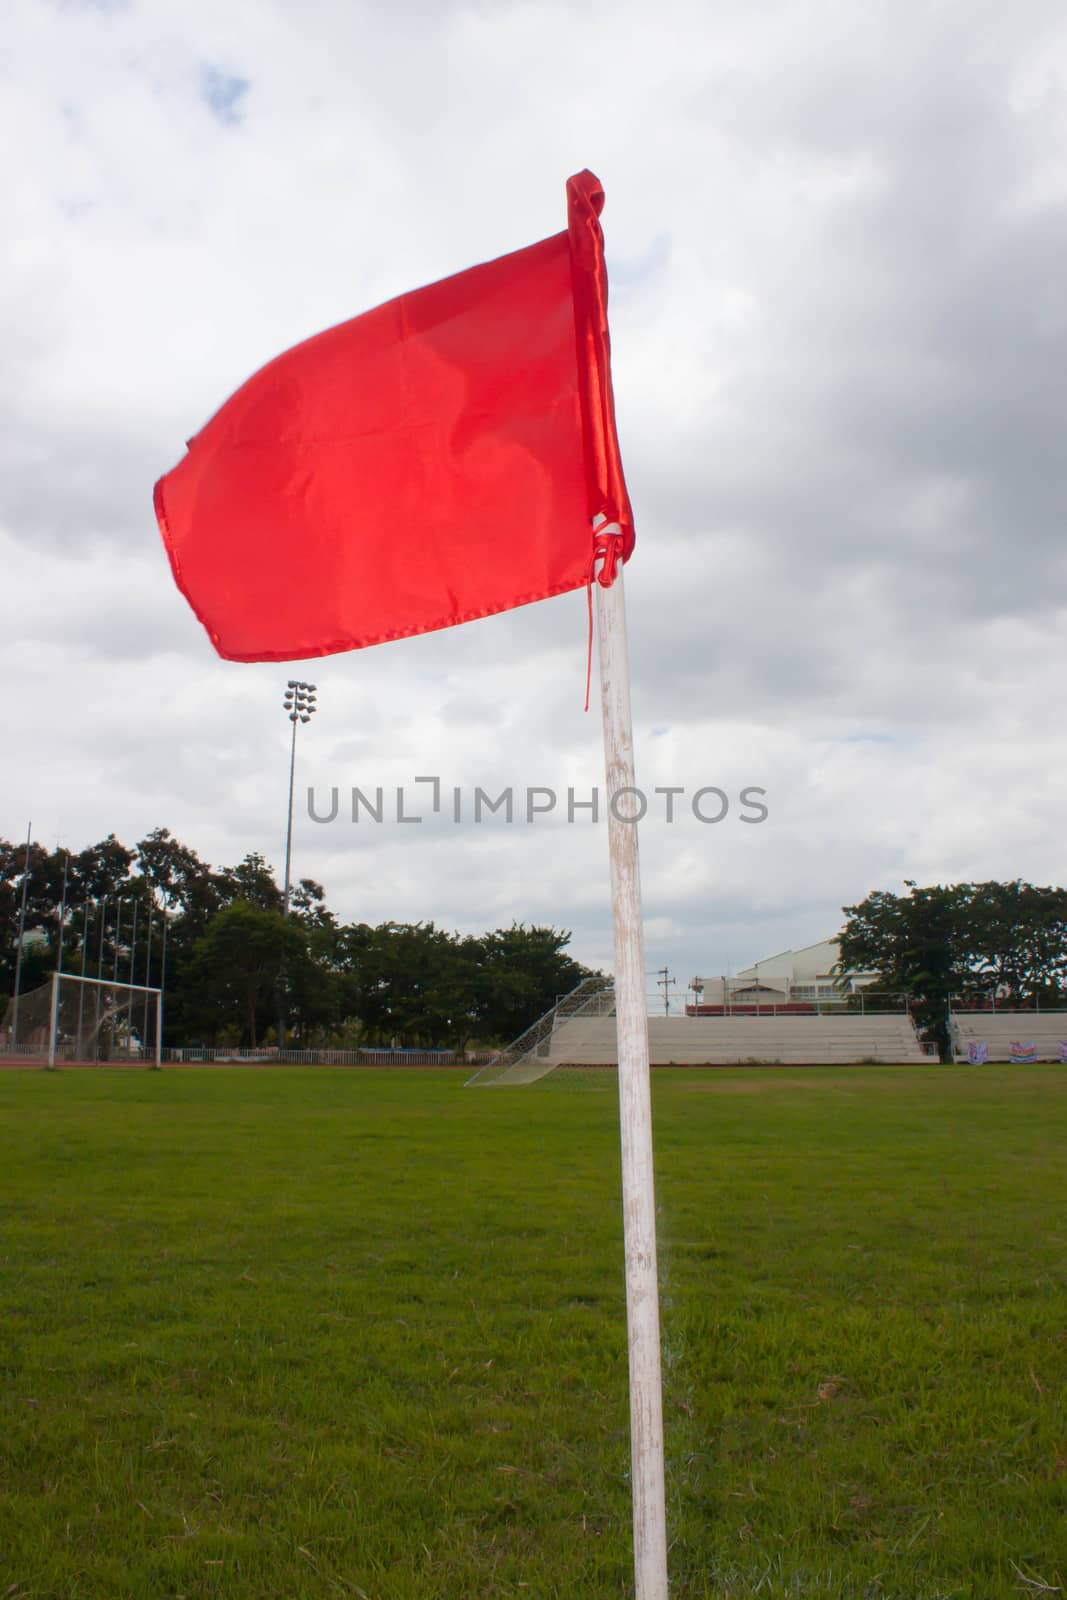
[1,1064,1065,1598]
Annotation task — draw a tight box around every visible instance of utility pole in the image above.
[656,966,675,1017]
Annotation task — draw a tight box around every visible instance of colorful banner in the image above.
[1010,1040,1038,1064]
[968,1041,989,1064]
[1059,1041,1067,1065]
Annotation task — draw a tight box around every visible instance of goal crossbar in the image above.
[51,972,162,994]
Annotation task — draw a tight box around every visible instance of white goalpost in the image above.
[1,972,164,1069]
[48,972,163,1069]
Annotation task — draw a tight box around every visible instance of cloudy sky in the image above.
[4,0,1067,1003]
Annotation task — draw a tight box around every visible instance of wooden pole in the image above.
[595,538,668,1600]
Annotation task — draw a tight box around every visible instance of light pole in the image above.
[282,680,318,915]
[279,681,317,1050]
[10,822,32,1053]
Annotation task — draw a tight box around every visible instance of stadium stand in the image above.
[949,1012,1067,1063]
[548,1012,930,1066]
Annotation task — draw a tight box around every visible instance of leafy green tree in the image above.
[136,828,214,916]
[289,878,335,929]
[0,839,122,998]
[0,826,602,1054]
[182,902,311,1046]
[838,884,972,1060]
[964,880,1067,1005]
[838,880,1067,1060]
[70,836,134,908]
[359,922,478,1048]
[214,853,283,914]
[471,924,595,1042]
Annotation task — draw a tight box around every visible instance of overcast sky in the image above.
[4,0,1067,1003]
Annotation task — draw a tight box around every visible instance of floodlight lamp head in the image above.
[289,712,298,722]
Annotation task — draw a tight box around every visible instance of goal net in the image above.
[465,975,617,1086]
[0,973,163,1068]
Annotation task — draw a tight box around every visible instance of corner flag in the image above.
[154,172,667,1600]
[154,171,633,662]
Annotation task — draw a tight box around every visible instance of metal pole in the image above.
[76,900,89,1055]
[595,547,668,1600]
[283,715,298,916]
[279,715,300,1053]
[95,895,108,1062]
[112,901,123,987]
[47,970,60,1070]
[56,851,69,978]
[154,985,163,1071]
[142,904,154,1059]
[128,900,138,1054]
[11,821,32,1052]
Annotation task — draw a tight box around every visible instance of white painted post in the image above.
[154,990,163,1071]
[595,537,669,1600]
[47,971,60,1071]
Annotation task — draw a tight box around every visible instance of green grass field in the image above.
[1,1065,1065,1599]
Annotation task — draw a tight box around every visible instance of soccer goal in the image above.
[465,975,616,1086]
[0,972,164,1069]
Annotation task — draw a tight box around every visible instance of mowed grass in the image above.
[0,1067,1065,1599]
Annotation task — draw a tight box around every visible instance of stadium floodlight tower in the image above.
[278,681,317,1053]
[281,680,317,916]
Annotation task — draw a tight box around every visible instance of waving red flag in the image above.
[154,170,632,662]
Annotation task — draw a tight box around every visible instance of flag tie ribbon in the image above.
[584,520,626,711]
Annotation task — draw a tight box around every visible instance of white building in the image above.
[690,938,878,1011]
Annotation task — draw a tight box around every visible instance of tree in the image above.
[350,922,479,1048]
[136,828,214,918]
[472,924,596,1042]
[182,902,310,1047]
[838,879,1067,1061]
[964,880,1067,1006]
[214,853,283,914]
[838,884,971,1061]
[0,825,605,1052]
[70,836,134,908]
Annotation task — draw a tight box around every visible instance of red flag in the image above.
[154,171,632,663]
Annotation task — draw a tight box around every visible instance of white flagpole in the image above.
[595,527,668,1600]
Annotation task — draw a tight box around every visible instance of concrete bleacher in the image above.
[950,1012,1067,1062]
[548,1013,930,1066]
